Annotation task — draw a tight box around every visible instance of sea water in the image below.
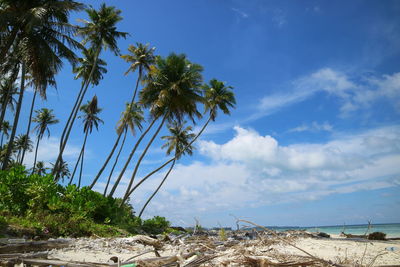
[267,223,400,238]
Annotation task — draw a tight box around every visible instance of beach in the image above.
[44,233,400,266]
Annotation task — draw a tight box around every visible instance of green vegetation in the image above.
[0,166,170,237]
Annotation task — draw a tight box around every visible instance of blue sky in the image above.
[14,0,400,227]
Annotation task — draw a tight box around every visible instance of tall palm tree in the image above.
[32,108,59,171]
[91,44,156,187]
[13,134,32,163]
[71,95,103,188]
[51,159,70,182]
[118,53,204,203]
[0,77,18,118]
[121,42,156,103]
[0,0,83,60]
[1,0,83,170]
[0,121,11,147]
[138,121,195,217]
[124,79,236,199]
[53,3,127,178]
[89,102,143,192]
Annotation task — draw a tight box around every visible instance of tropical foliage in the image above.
[0,1,236,236]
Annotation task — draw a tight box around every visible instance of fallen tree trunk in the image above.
[0,240,71,254]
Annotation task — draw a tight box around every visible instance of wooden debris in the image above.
[0,239,71,253]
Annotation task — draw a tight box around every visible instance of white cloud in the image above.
[289,121,333,133]
[22,136,81,168]
[231,8,249,19]
[130,125,400,225]
[257,69,400,117]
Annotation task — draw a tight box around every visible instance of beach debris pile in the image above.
[1,223,399,266]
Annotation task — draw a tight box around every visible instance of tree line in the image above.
[0,0,236,216]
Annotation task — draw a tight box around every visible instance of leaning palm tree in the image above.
[0,121,11,147]
[89,102,143,193]
[0,0,83,60]
[53,3,127,178]
[1,0,83,170]
[138,121,195,217]
[71,95,103,188]
[0,77,18,119]
[117,53,204,204]
[121,42,156,103]
[32,108,59,171]
[90,44,156,186]
[124,79,235,200]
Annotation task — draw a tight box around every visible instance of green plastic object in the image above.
[121,264,137,267]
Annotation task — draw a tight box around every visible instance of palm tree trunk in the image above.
[121,115,167,205]
[108,117,158,198]
[32,136,40,173]
[53,48,101,179]
[2,62,25,170]
[130,71,141,104]
[0,66,18,128]
[70,143,84,185]
[20,90,37,164]
[89,130,122,189]
[103,127,127,196]
[126,115,213,198]
[0,27,19,62]
[138,159,175,218]
[78,132,88,189]
[0,133,3,147]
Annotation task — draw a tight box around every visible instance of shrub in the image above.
[368,232,386,240]
[142,216,170,235]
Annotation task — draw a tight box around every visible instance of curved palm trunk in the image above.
[2,63,25,170]
[138,159,175,218]
[53,48,101,179]
[130,71,141,105]
[69,143,84,185]
[89,131,122,189]
[0,86,12,128]
[103,127,127,196]
[108,117,158,198]
[0,27,19,62]
[32,136,41,173]
[78,135,87,189]
[121,115,167,205]
[20,90,37,164]
[126,115,213,198]
[0,133,4,147]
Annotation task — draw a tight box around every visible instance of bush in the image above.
[142,216,170,235]
[368,232,386,240]
[0,166,171,237]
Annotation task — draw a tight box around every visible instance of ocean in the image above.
[267,223,400,238]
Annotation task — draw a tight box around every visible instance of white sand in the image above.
[48,236,400,266]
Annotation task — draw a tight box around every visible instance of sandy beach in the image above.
[46,234,400,266]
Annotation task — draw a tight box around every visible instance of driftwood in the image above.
[128,235,163,249]
[0,239,71,254]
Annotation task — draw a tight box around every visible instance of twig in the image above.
[237,219,344,267]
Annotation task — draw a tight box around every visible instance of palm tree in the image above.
[71,95,103,188]
[138,121,195,217]
[124,79,236,200]
[121,42,156,103]
[50,159,70,182]
[0,0,83,60]
[13,134,32,163]
[90,44,156,187]
[34,161,47,176]
[100,103,144,195]
[0,77,18,119]
[1,0,83,170]
[31,108,58,171]
[0,121,11,146]
[118,53,204,203]
[53,3,127,178]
